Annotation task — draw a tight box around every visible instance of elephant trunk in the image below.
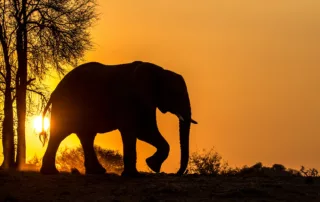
[176,118,191,175]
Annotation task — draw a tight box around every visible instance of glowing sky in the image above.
[2,0,320,172]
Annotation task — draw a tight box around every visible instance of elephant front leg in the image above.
[138,130,170,173]
[78,133,106,175]
[119,130,139,177]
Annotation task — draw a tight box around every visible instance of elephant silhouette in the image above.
[39,61,197,177]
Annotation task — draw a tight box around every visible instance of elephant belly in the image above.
[52,71,135,134]
[53,98,122,134]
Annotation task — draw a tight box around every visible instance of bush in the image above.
[252,162,263,170]
[188,147,229,175]
[28,155,42,167]
[272,164,286,172]
[287,168,302,177]
[300,166,319,177]
[27,145,124,174]
[187,148,307,178]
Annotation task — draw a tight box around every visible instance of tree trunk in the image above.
[15,1,28,169]
[0,25,15,169]
[2,86,15,169]
[16,69,27,170]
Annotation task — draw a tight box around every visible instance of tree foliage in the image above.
[25,0,99,77]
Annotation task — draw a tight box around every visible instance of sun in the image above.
[33,116,50,133]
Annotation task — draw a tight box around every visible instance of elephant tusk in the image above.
[177,114,185,122]
[191,119,198,124]
[177,114,198,124]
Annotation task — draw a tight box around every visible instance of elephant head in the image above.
[133,63,197,175]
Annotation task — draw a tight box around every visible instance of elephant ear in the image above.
[132,63,160,110]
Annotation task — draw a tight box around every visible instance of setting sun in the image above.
[33,116,50,133]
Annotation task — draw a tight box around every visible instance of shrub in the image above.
[27,145,124,174]
[28,154,42,167]
[252,162,263,170]
[272,164,286,172]
[300,166,319,177]
[188,147,229,175]
[237,163,265,177]
[93,146,123,173]
[287,168,302,177]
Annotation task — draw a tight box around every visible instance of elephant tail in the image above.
[39,96,53,147]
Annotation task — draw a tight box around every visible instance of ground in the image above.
[1,171,320,202]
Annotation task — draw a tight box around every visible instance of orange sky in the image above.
[2,0,320,173]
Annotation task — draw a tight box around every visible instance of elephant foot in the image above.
[146,156,162,173]
[85,166,106,175]
[40,166,59,175]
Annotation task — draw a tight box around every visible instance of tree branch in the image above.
[26,88,48,102]
[0,71,5,81]
[26,78,35,85]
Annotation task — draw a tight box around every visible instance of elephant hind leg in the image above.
[77,132,105,175]
[138,130,170,173]
[40,130,68,175]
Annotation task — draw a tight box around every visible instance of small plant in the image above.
[287,168,302,177]
[27,154,42,167]
[252,162,263,170]
[94,146,123,174]
[237,162,292,177]
[238,162,263,175]
[188,147,229,175]
[237,164,262,177]
[220,166,241,176]
[272,164,286,172]
[300,166,319,177]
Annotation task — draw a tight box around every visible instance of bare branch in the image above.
[0,71,5,81]
[26,88,47,101]
[26,78,35,85]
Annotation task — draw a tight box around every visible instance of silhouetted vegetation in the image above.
[28,145,123,174]
[188,147,318,178]
[25,145,320,180]
[300,166,319,177]
[188,148,230,175]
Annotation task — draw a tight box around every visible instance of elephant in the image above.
[39,61,197,177]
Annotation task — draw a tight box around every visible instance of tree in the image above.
[0,0,98,170]
[0,1,17,169]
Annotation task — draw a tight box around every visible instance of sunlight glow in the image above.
[33,116,50,133]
